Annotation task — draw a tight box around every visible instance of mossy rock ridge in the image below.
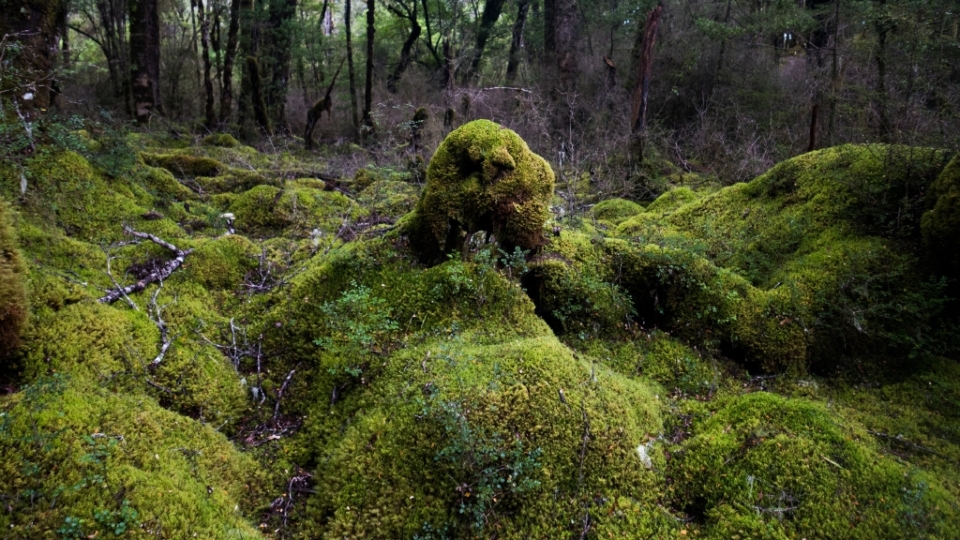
[0,198,28,355]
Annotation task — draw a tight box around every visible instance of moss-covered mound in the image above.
[589,198,644,226]
[0,376,266,539]
[404,119,555,264]
[142,152,223,178]
[921,152,960,279]
[0,198,28,354]
[669,392,960,538]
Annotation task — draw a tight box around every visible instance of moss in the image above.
[276,183,364,236]
[138,164,197,201]
[921,152,960,277]
[644,186,699,214]
[403,119,555,264]
[0,198,28,354]
[141,152,223,178]
[203,133,241,148]
[194,168,275,194]
[353,167,383,191]
[184,234,260,290]
[297,335,666,538]
[357,179,418,219]
[229,185,286,234]
[590,198,644,225]
[0,376,266,538]
[669,392,960,539]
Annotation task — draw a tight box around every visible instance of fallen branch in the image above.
[147,283,175,368]
[273,368,297,420]
[98,227,193,304]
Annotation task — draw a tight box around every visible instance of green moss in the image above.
[138,165,197,201]
[194,168,275,194]
[203,133,241,148]
[184,234,260,290]
[669,392,960,538]
[141,152,223,178]
[0,376,266,538]
[921,152,960,277]
[297,335,666,538]
[276,183,364,236]
[0,198,28,354]
[644,186,699,214]
[353,167,384,191]
[229,185,285,234]
[357,179,418,219]
[403,119,555,264]
[590,198,644,225]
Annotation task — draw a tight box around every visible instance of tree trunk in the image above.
[130,0,162,123]
[553,0,578,93]
[246,55,272,134]
[464,0,507,82]
[386,1,421,93]
[543,0,555,58]
[630,2,661,134]
[505,0,530,82]
[873,0,890,142]
[265,0,297,133]
[362,0,375,137]
[196,0,217,128]
[220,0,241,125]
[0,0,67,112]
[346,0,360,131]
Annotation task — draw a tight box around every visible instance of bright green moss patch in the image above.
[203,133,241,148]
[0,199,28,354]
[590,198,643,225]
[298,335,665,538]
[669,392,960,539]
[184,234,260,290]
[644,186,699,214]
[357,179,418,219]
[141,152,223,178]
[404,119,555,263]
[0,376,266,539]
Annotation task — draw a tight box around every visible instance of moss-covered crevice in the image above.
[0,198,28,357]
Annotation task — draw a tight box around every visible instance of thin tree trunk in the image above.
[246,55,272,134]
[265,0,297,133]
[346,0,360,131]
[827,0,840,144]
[220,0,242,125]
[464,0,506,82]
[386,1,420,93]
[196,0,217,128]
[543,0,555,59]
[553,0,578,93]
[362,0,375,136]
[130,0,161,122]
[873,0,890,142]
[630,2,661,134]
[506,0,530,82]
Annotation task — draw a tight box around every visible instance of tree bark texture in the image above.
[129,0,161,123]
[345,0,360,130]
[362,0,375,135]
[196,0,217,127]
[553,0,578,93]
[220,0,241,124]
[265,0,297,133]
[0,0,67,111]
[246,55,273,134]
[630,2,661,134]
[506,0,530,82]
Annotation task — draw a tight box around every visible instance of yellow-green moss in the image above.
[644,186,699,214]
[203,133,241,148]
[194,168,275,194]
[357,179,418,219]
[141,152,223,178]
[297,335,665,538]
[403,119,555,263]
[0,199,28,353]
[669,392,960,538]
[138,164,197,201]
[184,234,260,290]
[229,185,286,234]
[590,198,644,225]
[0,376,266,538]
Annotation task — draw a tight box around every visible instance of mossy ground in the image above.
[0,124,957,539]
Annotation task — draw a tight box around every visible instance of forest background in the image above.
[3,0,959,191]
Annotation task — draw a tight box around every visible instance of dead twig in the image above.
[98,227,193,304]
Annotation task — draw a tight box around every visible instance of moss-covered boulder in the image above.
[0,199,27,354]
[0,376,266,538]
[921,152,960,278]
[589,198,644,225]
[404,119,555,264]
[669,392,960,538]
[203,133,241,148]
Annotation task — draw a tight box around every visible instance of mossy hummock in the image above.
[0,198,28,354]
[404,119,555,264]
